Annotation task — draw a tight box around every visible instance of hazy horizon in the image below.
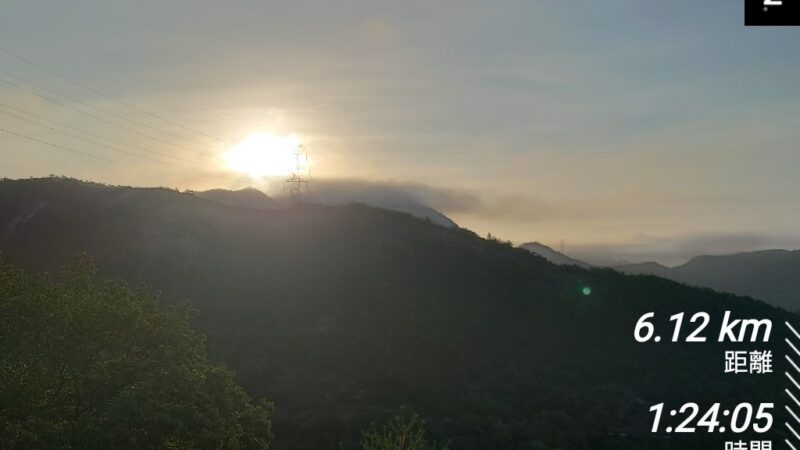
[2,0,799,265]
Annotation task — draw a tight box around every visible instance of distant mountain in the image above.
[519,241,592,268]
[0,177,789,450]
[615,250,800,310]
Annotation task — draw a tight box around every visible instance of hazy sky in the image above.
[1,0,799,265]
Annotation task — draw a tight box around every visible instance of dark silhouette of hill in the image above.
[371,201,456,228]
[614,261,673,278]
[615,250,800,310]
[196,187,277,210]
[0,177,792,450]
[194,187,457,228]
[519,242,592,268]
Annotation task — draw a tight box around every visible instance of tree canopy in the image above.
[0,256,273,449]
[360,413,448,450]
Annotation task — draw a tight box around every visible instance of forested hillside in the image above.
[0,177,793,449]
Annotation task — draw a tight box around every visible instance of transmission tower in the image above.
[284,144,310,203]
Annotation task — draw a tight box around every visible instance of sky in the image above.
[1,0,799,265]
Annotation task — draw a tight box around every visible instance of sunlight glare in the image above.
[223,133,301,178]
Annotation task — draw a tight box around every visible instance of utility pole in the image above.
[284,145,310,203]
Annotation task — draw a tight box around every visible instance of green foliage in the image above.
[0,256,273,449]
[361,413,447,450]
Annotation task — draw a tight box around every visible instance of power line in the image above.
[0,68,219,151]
[0,108,208,169]
[0,101,201,166]
[0,50,259,186]
[0,106,248,181]
[0,126,158,170]
[0,75,214,158]
[0,47,226,144]
[0,121,251,186]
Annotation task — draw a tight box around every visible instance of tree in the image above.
[360,413,448,450]
[0,256,273,449]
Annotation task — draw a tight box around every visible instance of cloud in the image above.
[300,178,476,211]
[261,178,800,266]
[261,177,595,225]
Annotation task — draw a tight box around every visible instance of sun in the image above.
[223,133,301,178]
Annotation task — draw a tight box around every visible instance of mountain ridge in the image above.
[0,177,790,450]
[519,241,592,268]
[192,185,457,228]
[614,249,800,309]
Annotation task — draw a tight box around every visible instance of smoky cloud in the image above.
[269,177,595,224]
[300,178,477,213]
